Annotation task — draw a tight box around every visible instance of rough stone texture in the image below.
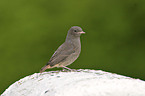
[1,69,145,96]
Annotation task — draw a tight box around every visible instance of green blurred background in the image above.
[0,0,145,94]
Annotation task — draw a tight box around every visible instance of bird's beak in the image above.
[79,31,85,34]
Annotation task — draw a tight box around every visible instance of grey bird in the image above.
[40,26,85,73]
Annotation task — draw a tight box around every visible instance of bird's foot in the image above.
[62,66,76,72]
[62,68,67,72]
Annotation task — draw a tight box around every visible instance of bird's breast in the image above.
[58,38,81,67]
[62,43,81,66]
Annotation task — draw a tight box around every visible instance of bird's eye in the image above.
[74,30,77,32]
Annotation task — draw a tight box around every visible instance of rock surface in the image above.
[1,69,145,96]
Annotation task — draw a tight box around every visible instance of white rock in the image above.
[1,69,145,96]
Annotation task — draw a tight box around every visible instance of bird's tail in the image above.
[40,63,51,73]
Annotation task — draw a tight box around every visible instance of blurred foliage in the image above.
[0,0,145,94]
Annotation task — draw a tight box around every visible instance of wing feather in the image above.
[48,42,75,66]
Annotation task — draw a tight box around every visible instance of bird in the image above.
[40,26,85,73]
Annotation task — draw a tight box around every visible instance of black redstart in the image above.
[40,26,85,73]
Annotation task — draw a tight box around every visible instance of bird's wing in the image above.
[48,42,75,66]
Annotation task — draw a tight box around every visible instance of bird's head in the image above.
[68,26,85,37]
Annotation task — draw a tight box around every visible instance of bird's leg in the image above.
[62,68,67,71]
[62,66,73,71]
[62,66,77,72]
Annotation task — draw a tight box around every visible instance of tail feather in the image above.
[40,64,51,73]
